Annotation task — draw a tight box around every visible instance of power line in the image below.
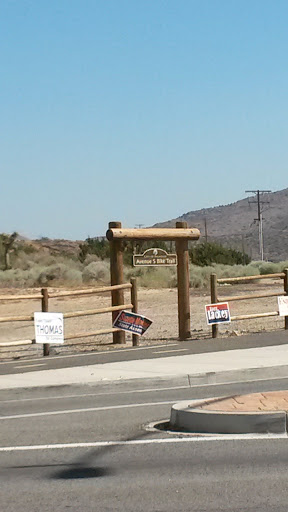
[245,189,271,261]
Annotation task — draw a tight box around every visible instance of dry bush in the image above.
[82,261,110,283]
[125,266,177,288]
[1,249,287,290]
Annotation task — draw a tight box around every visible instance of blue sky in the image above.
[1,0,288,239]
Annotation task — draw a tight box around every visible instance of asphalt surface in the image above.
[1,330,288,375]
[2,377,288,511]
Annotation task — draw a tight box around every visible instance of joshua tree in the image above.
[0,232,18,270]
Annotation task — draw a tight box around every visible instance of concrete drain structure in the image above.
[169,391,288,434]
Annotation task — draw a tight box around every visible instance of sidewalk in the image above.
[1,342,288,390]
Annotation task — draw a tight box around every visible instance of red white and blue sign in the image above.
[205,302,231,325]
[113,310,152,336]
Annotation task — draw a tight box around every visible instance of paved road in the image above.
[2,378,288,511]
[1,330,288,375]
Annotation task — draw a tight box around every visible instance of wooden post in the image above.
[131,277,139,347]
[284,269,288,330]
[41,287,49,356]
[109,221,125,344]
[176,221,190,340]
[210,273,218,338]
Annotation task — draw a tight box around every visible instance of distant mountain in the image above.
[154,188,288,262]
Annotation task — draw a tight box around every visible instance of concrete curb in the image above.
[170,400,287,434]
[187,364,288,386]
[1,363,288,391]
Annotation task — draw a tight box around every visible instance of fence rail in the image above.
[0,280,138,356]
[216,273,285,283]
[210,269,288,338]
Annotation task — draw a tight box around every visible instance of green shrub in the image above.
[190,242,250,266]
[79,238,110,261]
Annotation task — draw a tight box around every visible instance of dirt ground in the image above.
[0,279,286,361]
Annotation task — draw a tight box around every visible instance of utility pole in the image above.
[204,217,208,243]
[245,190,271,261]
[241,234,246,264]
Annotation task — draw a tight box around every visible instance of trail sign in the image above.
[34,312,64,344]
[205,303,231,325]
[133,248,177,267]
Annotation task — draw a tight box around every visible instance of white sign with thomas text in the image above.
[278,296,288,316]
[34,312,64,344]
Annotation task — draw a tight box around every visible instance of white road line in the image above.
[1,376,288,406]
[153,349,188,354]
[0,385,189,404]
[15,364,46,369]
[0,343,179,365]
[0,400,176,420]
[0,434,286,452]
[3,373,288,406]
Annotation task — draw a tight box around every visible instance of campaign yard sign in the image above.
[113,310,152,336]
[34,312,64,344]
[278,296,288,316]
[205,302,231,325]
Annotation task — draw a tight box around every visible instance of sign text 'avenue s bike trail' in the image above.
[133,248,177,267]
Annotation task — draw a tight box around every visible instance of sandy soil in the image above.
[0,279,286,361]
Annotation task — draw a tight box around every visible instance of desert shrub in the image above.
[37,262,84,286]
[1,238,288,291]
[79,237,110,261]
[0,267,45,287]
[10,251,32,271]
[83,254,102,265]
[37,263,69,285]
[257,262,280,275]
[215,263,260,279]
[11,250,47,271]
[126,266,177,288]
[82,261,110,283]
[255,261,288,275]
[0,269,22,287]
[125,259,288,291]
[188,262,265,289]
[62,269,83,285]
[0,264,83,288]
[243,261,288,275]
[190,242,250,266]
[189,265,209,288]
[281,261,288,272]
[14,250,58,268]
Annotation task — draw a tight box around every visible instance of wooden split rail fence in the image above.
[0,278,138,357]
[210,270,288,338]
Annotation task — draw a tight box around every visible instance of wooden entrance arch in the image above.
[106,221,200,344]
